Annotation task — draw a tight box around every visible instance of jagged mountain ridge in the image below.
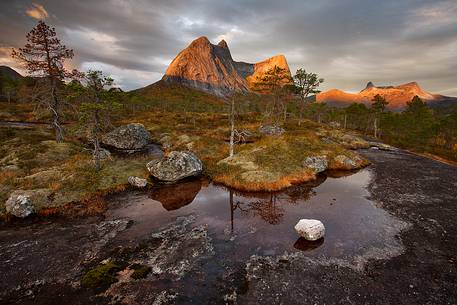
[317,81,456,110]
[161,36,291,96]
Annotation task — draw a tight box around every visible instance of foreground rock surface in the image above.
[101,123,151,150]
[294,219,325,241]
[147,151,203,182]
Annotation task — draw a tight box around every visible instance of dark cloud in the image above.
[1,0,456,94]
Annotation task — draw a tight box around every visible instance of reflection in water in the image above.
[294,237,325,252]
[149,179,202,210]
[108,168,407,260]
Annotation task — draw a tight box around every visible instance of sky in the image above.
[0,0,456,95]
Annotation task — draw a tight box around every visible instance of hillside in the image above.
[0,66,22,80]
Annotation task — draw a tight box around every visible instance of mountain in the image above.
[0,66,23,80]
[316,81,457,110]
[161,36,291,96]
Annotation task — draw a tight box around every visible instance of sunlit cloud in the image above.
[25,3,49,20]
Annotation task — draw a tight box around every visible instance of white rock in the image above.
[128,176,148,188]
[294,219,325,241]
[5,193,35,218]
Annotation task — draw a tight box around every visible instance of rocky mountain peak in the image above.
[365,81,375,89]
[217,39,228,49]
[161,37,291,96]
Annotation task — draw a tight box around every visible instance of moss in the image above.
[130,263,152,279]
[80,261,122,290]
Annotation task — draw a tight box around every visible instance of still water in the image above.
[107,168,406,261]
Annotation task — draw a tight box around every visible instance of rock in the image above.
[258,125,285,136]
[98,148,111,160]
[294,219,325,241]
[5,189,52,217]
[333,154,357,169]
[147,151,203,182]
[368,141,397,151]
[102,123,151,150]
[1,164,19,171]
[5,191,35,218]
[303,156,328,173]
[162,36,292,96]
[128,176,148,188]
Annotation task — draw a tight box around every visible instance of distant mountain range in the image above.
[0,66,22,80]
[316,81,457,110]
[160,36,292,96]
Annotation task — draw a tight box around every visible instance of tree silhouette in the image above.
[12,21,74,142]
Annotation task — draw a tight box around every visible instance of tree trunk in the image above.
[229,190,234,232]
[344,114,347,129]
[318,113,321,124]
[229,97,235,157]
[374,117,378,138]
[298,99,304,126]
[93,136,101,171]
[50,78,64,143]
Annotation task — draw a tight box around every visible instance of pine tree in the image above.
[293,68,324,125]
[12,21,74,142]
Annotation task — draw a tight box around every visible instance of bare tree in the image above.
[12,21,74,142]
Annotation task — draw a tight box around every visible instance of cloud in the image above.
[1,0,456,95]
[25,3,48,20]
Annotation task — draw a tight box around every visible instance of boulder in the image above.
[5,191,35,218]
[101,123,151,150]
[98,148,111,160]
[128,176,148,188]
[333,154,357,169]
[146,151,203,182]
[5,189,52,217]
[258,125,285,136]
[303,156,328,173]
[294,219,325,241]
[368,141,397,151]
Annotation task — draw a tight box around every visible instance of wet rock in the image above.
[102,123,151,150]
[146,151,203,182]
[294,219,325,241]
[303,156,328,173]
[128,176,148,188]
[368,141,397,151]
[258,125,285,136]
[5,192,34,218]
